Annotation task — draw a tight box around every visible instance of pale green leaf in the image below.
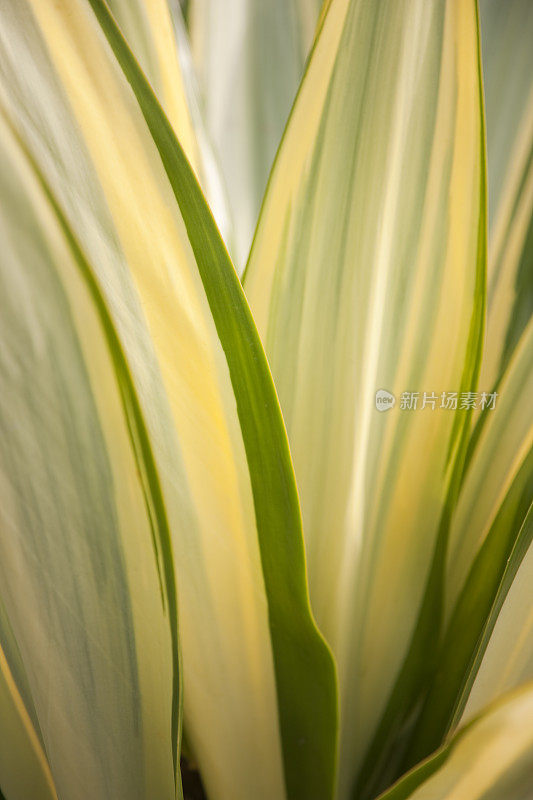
[243,1,485,797]
[106,0,233,247]
[459,505,533,726]
[396,5,533,769]
[478,0,533,389]
[0,605,57,800]
[446,319,533,620]
[188,0,322,269]
[0,2,337,799]
[0,595,43,748]
[106,0,197,143]
[0,110,180,800]
[378,683,533,800]
[396,316,533,768]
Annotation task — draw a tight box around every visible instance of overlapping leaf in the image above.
[404,313,533,768]
[378,683,533,800]
[0,2,337,799]
[400,2,533,767]
[188,0,322,268]
[478,0,533,389]
[243,1,486,797]
[106,0,232,246]
[0,603,57,800]
[459,504,533,725]
[0,108,180,800]
[446,319,533,623]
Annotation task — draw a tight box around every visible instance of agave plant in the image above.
[0,0,532,799]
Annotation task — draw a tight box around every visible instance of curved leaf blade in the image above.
[446,319,533,617]
[402,317,533,766]
[378,683,533,800]
[243,0,486,796]
[87,4,338,797]
[459,505,533,725]
[106,0,233,248]
[0,1,338,798]
[0,109,180,800]
[0,615,57,800]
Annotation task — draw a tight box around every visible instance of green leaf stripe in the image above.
[87,2,339,798]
